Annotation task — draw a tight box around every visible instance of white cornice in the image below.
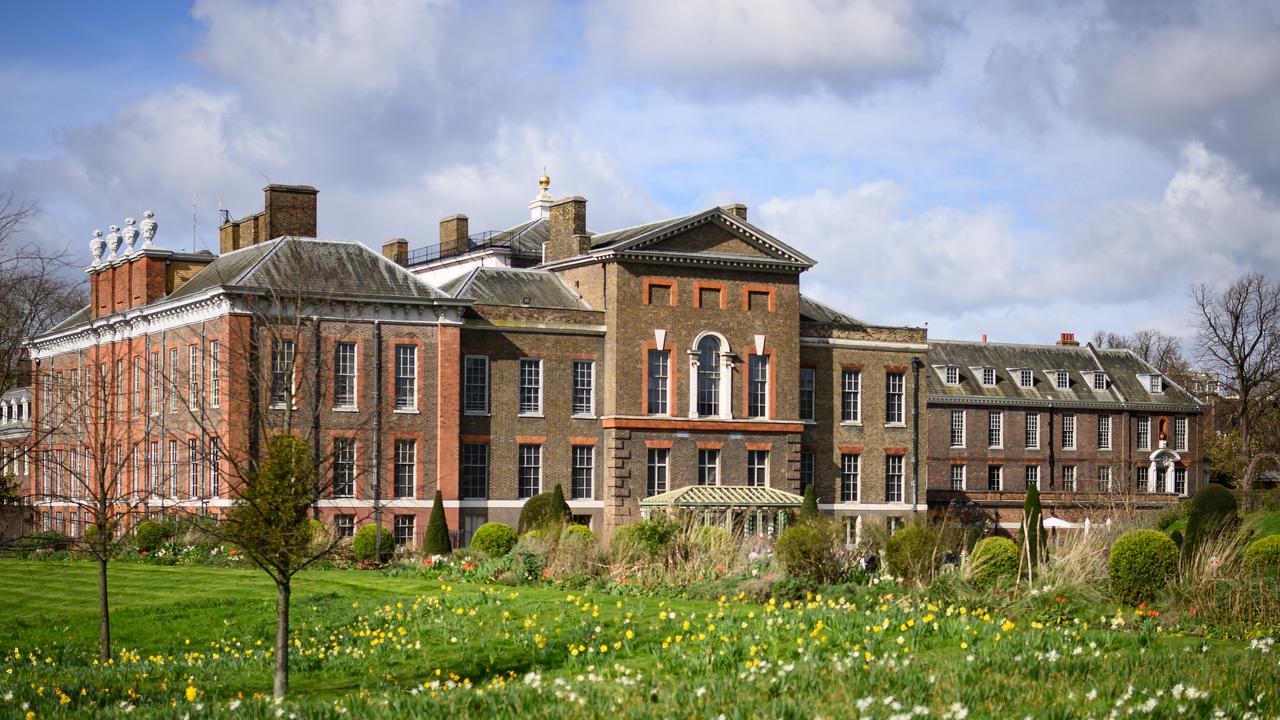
[800,336,928,352]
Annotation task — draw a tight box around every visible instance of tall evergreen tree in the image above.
[800,484,820,521]
[548,483,571,526]
[423,489,452,555]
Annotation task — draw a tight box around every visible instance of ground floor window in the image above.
[393,515,415,546]
[746,450,768,487]
[840,454,859,502]
[571,445,594,499]
[698,449,719,486]
[518,444,542,498]
[647,448,669,496]
[1174,466,1187,495]
[1062,465,1076,492]
[461,511,486,546]
[461,443,488,499]
[334,514,355,538]
[393,440,416,498]
[884,455,904,502]
[799,451,814,496]
[987,465,1002,491]
[1099,466,1113,493]
[1025,465,1039,488]
[950,464,965,491]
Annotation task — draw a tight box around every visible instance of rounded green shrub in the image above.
[470,522,517,557]
[83,523,100,545]
[631,517,679,556]
[775,522,839,584]
[1108,529,1178,605]
[1243,535,1280,575]
[966,536,1019,587]
[352,524,395,563]
[1184,484,1238,556]
[564,523,596,544]
[517,492,553,534]
[884,524,940,584]
[134,520,174,553]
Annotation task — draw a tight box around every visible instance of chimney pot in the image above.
[1057,332,1079,346]
[981,334,987,343]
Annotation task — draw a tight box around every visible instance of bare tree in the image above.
[1090,328,1190,376]
[1193,273,1280,495]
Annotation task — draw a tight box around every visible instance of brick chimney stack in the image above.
[722,203,748,221]
[382,238,408,265]
[546,196,589,263]
[1057,332,1079,347]
[439,214,469,257]
[220,184,318,254]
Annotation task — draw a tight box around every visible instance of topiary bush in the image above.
[1108,529,1178,605]
[965,536,1019,587]
[547,484,571,524]
[884,523,940,585]
[517,492,553,534]
[134,520,174,553]
[1243,535,1280,576]
[470,522,517,557]
[1184,484,1238,557]
[422,490,452,556]
[775,522,839,584]
[799,485,820,522]
[1020,482,1047,569]
[352,524,395,563]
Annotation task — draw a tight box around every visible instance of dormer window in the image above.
[1018,369,1034,388]
[1144,374,1164,393]
[945,366,960,385]
[981,367,997,387]
[1053,370,1069,390]
[1091,372,1108,391]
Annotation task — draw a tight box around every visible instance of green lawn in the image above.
[1,561,1277,719]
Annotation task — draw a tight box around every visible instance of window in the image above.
[1025,412,1040,449]
[270,340,294,406]
[1062,413,1076,450]
[334,515,355,539]
[518,358,542,415]
[168,347,179,412]
[188,346,200,411]
[1097,415,1112,450]
[747,355,768,418]
[1099,466,1113,493]
[208,341,220,408]
[885,372,905,424]
[646,448,668,496]
[150,351,162,413]
[188,439,199,497]
[572,361,595,416]
[950,464,965,491]
[841,370,861,423]
[987,465,1002,491]
[462,512,487,546]
[1174,466,1187,495]
[334,342,357,409]
[799,452,814,496]
[1062,465,1077,492]
[394,345,416,410]
[885,455,904,502]
[988,411,1003,448]
[841,454,859,502]
[799,368,815,421]
[1093,372,1108,390]
[982,367,996,386]
[1148,375,1164,393]
[696,336,720,416]
[647,350,669,415]
[1054,370,1069,389]
[168,439,178,496]
[393,515,415,546]
[697,449,719,486]
[950,410,965,447]
[333,438,355,498]
[1137,416,1151,449]
[1174,417,1188,450]
[945,366,959,385]
[115,359,124,414]
[393,440,415,498]
[1025,465,1039,488]
[571,445,594,499]
[148,441,159,494]
[461,443,488,499]
[463,356,489,414]
[747,450,768,487]
[1136,465,1150,492]
[518,444,542,498]
[1019,369,1033,388]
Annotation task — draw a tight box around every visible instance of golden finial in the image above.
[539,173,550,189]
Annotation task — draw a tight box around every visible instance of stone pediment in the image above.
[607,208,815,269]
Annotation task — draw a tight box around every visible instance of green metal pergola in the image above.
[638,485,804,537]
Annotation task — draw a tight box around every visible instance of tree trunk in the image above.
[97,556,111,663]
[273,577,291,698]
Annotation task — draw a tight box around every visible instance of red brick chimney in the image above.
[1057,332,1079,347]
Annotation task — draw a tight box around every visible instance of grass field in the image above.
[1,561,1277,719]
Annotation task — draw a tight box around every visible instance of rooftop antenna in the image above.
[192,194,198,252]
[217,195,231,225]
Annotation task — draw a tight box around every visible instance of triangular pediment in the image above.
[608,209,815,268]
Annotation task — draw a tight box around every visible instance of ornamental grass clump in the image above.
[965,536,1019,588]
[1108,529,1178,605]
[470,522,517,557]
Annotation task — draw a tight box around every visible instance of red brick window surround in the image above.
[694,281,727,309]
[642,278,677,307]
[741,284,776,313]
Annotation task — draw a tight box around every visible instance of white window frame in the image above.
[841,369,861,424]
[988,411,1003,449]
[1174,417,1188,451]
[950,464,965,491]
[518,444,542,498]
[1062,413,1076,450]
[746,449,769,487]
[949,410,965,448]
[885,372,905,426]
[518,358,543,416]
[944,365,959,385]
[841,453,860,502]
[1025,464,1040,488]
[571,444,594,499]
[647,349,670,416]
[333,342,358,410]
[462,355,490,415]
[210,438,220,497]
[168,347,180,413]
[393,344,417,412]
[885,455,904,502]
[1098,415,1112,451]
[333,437,356,498]
[1018,368,1034,388]
[270,339,296,408]
[1054,369,1069,390]
[188,345,200,412]
[1092,372,1108,391]
[1062,465,1077,492]
[208,341,220,408]
[393,439,416,499]
[747,354,769,419]
[572,360,596,417]
[1137,416,1151,450]
[1025,412,1040,449]
[646,447,668,496]
[1099,466,1113,493]
[981,367,996,387]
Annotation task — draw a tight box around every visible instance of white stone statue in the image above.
[90,229,105,265]
[140,210,157,249]
[122,217,139,254]
[106,225,122,259]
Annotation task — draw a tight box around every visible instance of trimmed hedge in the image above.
[134,521,174,553]
[470,522,517,557]
[353,524,395,563]
[18,531,70,552]
[1109,529,1178,605]
[884,524,940,584]
[775,523,839,584]
[1184,484,1238,556]
[967,536,1019,587]
[1243,535,1280,575]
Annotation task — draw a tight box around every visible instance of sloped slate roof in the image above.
[46,305,91,334]
[169,237,450,302]
[491,218,547,256]
[639,485,804,508]
[799,294,865,327]
[440,267,592,310]
[589,214,698,250]
[927,340,1199,410]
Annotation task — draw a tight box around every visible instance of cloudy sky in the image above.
[3,0,1279,344]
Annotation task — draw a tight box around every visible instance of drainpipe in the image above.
[373,320,384,562]
[1047,400,1056,489]
[310,316,322,520]
[911,356,922,513]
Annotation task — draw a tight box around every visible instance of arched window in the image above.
[697,335,721,416]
